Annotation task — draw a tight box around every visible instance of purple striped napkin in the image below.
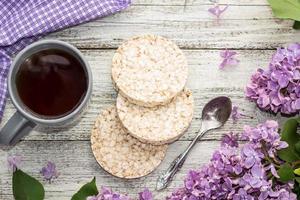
[0,0,131,121]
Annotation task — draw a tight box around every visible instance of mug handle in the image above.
[0,111,36,145]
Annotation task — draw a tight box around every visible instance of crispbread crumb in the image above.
[117,88,194,145]
[112,35,188,107]
[91,106,167,179]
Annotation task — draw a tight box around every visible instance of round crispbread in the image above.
[112,35,188,107]
[117,88,194,145]
[91,106,167,179]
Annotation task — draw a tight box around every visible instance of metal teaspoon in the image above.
[156,96,232,190]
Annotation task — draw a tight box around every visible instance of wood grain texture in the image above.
[45,3,299,49]
[134,0,269,6]
[0,0,296,199]
[0,141,220,200]
[0,49,286,142]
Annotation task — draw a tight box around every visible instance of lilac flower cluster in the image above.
[208,4,228,19]
[7,155,22,172]
[246,43,300,115]
[221,132,239,147]
[167,121,297,200]
[7,156,59,183]
[139,188,153,200]
[87,188,153,200]
[231,106,245,123]
[219,50,239,69]
[87,187,130,200]
[40,161,59,182]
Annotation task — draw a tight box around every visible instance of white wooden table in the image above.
[1,0,299,199]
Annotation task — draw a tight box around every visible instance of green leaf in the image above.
[278,118,300,162]
[278,163,295,182]
[280,118,300,143]
[71,177,98,200]
[278,148,300,162]
[293,21,300,29]
[268,0,300,21]
[295,141,300,153]
[296,177,300,184]
[295,168,300,176]
[13,169,45,200]
[293,181,300,200]
[296,117,300,123]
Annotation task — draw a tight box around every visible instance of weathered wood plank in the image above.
[46,5,298,49]
[0,140,220,200]
[74,5,276,21]
[0,49,286,142]
[0,1,295,200]
[134,0,269,6]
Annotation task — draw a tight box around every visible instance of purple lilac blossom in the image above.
[246,43,300,115]
[241,120,288,158]
[139,188,153,200]
[40,161,59,182]
[221,132,239,148]
[231,106,244,123]
[7,155,22,172]
[219,50,240,69]
[208,4,229,19]
[87,188,154,200]
[87,187,130,200]
[167,120,296,200]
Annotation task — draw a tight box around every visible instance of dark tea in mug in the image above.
[15,49,88,118]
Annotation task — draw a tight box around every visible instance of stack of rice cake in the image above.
[91,35,194,179]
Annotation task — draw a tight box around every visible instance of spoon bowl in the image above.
[201,96,232,130]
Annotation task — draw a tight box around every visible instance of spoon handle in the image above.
[156,126,208,190]
[156,153,185,191]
